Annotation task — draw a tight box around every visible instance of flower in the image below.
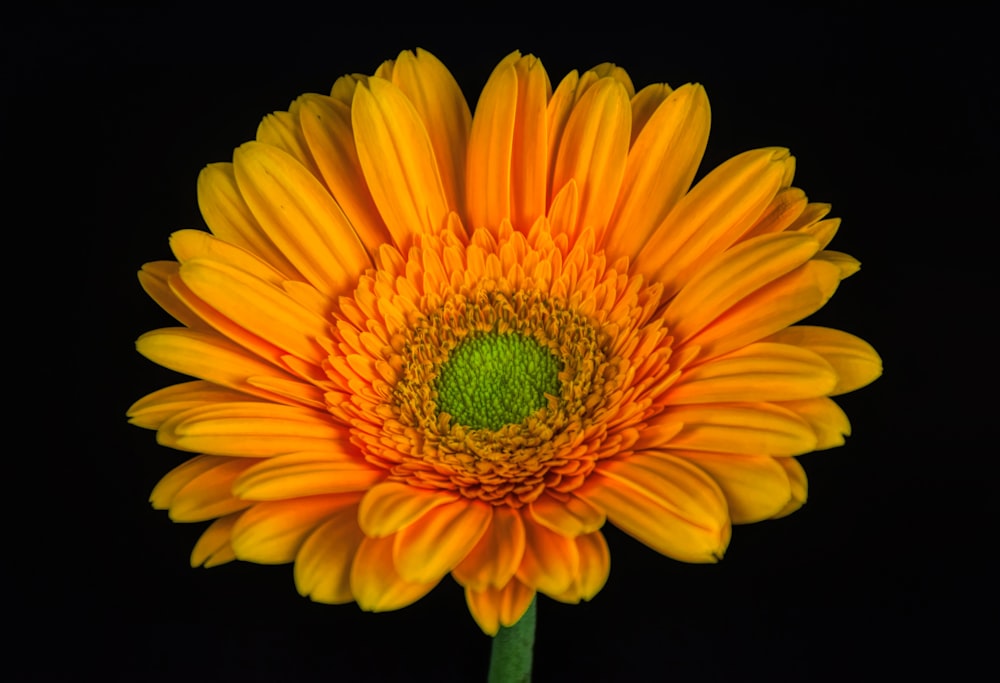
[129,48,881,635]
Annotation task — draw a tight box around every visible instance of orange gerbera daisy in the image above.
[129,49,881,635]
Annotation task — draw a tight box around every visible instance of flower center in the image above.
[435,332,563,431]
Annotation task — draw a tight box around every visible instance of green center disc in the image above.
[435,332,562,431]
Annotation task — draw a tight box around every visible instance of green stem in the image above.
[487,596,537,683]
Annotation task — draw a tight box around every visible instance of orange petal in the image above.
[528,492,605,537]
[764,326,882,396]
[157,402,345,457]
[550,77,631,240]
[380,49,471,217]
[191,512,242,568]
[150,455,227,510]
[128,381,262,430]
[392,498,492,583]
[255,101,320,178]
[232,141,371,298]
[467,52,550,233]
[638,147,793,299]
[196,162,302,278]
[672,451,793,524]
[168,457,256,522]
[665,342,837,405]
[816,249,861,279]
[629,82,673,144]
[739,187,809,241]
[351,534,439,612]
[138,261,210,331]
[233,451,384,501]
[515,514,579,596]
[464,579,536,636]
[357,481,459,537]
[779,397,851,450]
[294,505,365,604]
[452,506,526,591]
[465,52,518,232]
[664,403,818,456]
[168,229,286,284]
[178,258,330,364]
[682,259,842,361]
[664,232,820,346]
[230,494,359,564]
[136,328,320,406]
[579,452,730,563]
[772,458,808,518]
[352,77,450,248]
[606,84,710,255]
[298,93,391,251]
[549,531,610,603]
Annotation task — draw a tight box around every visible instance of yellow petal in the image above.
[136,328,318,406]
[294,505,365,604]
[255,104,321,178]
[231,494,359,564]
[546,180,579,239]
[165,274,293,372]
[549,531,610,603]
[169,229,286,284]
[178,258,329,364]
[550,77,631,240]
[232,141,370,297]
[392,498,492,583]
[357,481,459,537]
[672,451,793,524]
[233,451,384,501]
[168,457,256,522]
[816,249,861,279]
[796,215,839,248]
[351,534,439,612]
[528,492,605,537]
[465,579,536,636]
[191,512,242,568]
[665,342,838,404]
[545,69,579,192]
[352,77,450,248]
[329,73,364,105]
[465,53,517,232]
[466,52,550,233]
[452,506,526,591]
[771,458,808,518]
[138,261,210,331]
[664,403,818,456]
[150,455,227,510]
[382,48,471,217]
[765,326,882,395]
[780,397,851,450]
[579,452,730,563]
[740,187,809,241]
[682,259,842,361]
[196,162,301,278]
[639,147,793,299]
[515,515,578,596]
[298,93,391,251]
[665,232,820,346]
[629,82,673,145]
[128,381,260,430]
[157,402,345,457]
[606,84,710,255]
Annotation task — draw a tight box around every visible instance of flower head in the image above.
[130,49,881,634]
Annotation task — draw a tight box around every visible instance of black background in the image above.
[9,9,994,681]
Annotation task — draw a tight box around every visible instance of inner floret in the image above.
[434,331,563,431]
